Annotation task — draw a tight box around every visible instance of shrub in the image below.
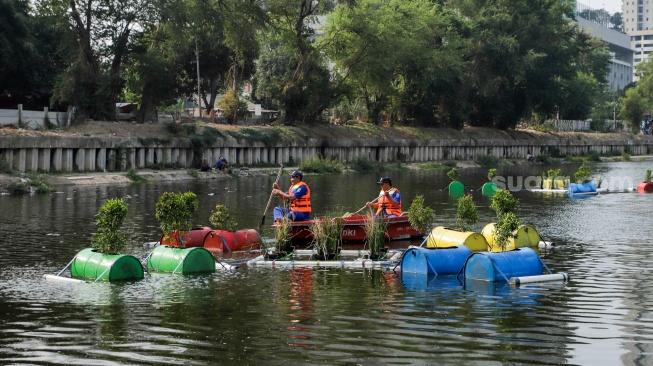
[477,154,499,168]
[455,194,478,232]
[573,163,591,183]
[490,189,520,218]
[155,191,199,247]
[299,156,343,174]
[487,168,497,181]
[126,168,148,183]
[363,215,387,258]
[309,217,343,260]
[645,169,652,182]
[408,195,435,234]
[350,156,382,172]
[492,212,521,252]
[91,198,128,255]
[209,204,238,232]
[447,167,459,181]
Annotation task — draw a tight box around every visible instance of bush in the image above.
[299,156,343,174]
[447,168,459,181]
[476,154,499,168]
[408,195,435,234]
[455,194,478,232]
[350,156,381,172]
[209,204,238,232]
[126,168,148,183]
[91,198,128,255]
[155,191,199,247]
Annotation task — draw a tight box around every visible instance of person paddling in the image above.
[272,170,311,221]
[366,177,402,218]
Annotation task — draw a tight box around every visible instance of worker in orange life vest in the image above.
[366,177,402,218]
[272,170,311,221]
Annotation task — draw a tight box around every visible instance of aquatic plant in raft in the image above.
[487,168,497,182]
[363,215,387,259]
[455,194,478,232]
[573,163,592,183]
[91,198,128,255]
[489,190,521,252]
[447,167,460,181]
[209,204,238,232]
[408,195,435,235]
[155,191,199,247]
[646,169,652,182]
[309,217,343,260]
[274,218,293,254]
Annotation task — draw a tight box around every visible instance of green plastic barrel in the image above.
[147,246,216,274]
[481,182,498,197]
[70,248,144,282]
[449,180,465,198]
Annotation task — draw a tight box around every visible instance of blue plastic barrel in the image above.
[569,182,597,195]
[463,247,542,282]
[401,246,472,275]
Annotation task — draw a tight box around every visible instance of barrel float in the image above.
[569,182,597,195]
[482,223,541,252]
[160,227,212,248]
[70,248,144,282]
[554,178,568,189]
[448,180,465,198]
[481,182,498,197]
[401,246,472,275]
[463,247,542,282]
[203,229,261,253]
[401,273,462,291]
[426,226,488,252]
[147,245,216,274]
[637,181,653,192]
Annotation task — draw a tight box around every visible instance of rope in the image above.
[94,264,112,282]
[539,256,553,274]
[171,254,186,274]
[282,260,295,270]
[220,236,232,253]
[56,258,75,277]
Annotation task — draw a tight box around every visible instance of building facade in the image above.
[623,0,653,80]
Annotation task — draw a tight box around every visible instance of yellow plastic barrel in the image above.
[481,223,541,252]
[426,226,488,252]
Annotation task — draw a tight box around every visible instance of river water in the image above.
[1,162,652,365]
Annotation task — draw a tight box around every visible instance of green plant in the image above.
[126,168,149,183]
[487,168,497,182]
[299,156,343,174]
[490,189,520,218]
[350,156,382,172]
[408,195,435,234]
[43,114,56,130]
[309,217,343,260]
[622,152,631,161]
[219,88,248,124]
[492,212,521,252]
[187,169,199,178]
[91,198,128,255]
[587,151,601,162]
[274,218,293,253]
[363,215,387,259]
[476,154,499,168]
[447,167,459,181]
[573,163,591,183]
[155,191,199,247]
[209,204,238,232]
[455,194,478,232]
[645,169,652,182]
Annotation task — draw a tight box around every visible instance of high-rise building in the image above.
[623,0,653,80]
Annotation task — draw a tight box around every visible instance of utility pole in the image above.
[196,39,201,117]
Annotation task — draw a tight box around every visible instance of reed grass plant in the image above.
[363,215,387,259]
[274,218,293,254]
[309,217,343,260]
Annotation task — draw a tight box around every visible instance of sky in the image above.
[585,0,622,14]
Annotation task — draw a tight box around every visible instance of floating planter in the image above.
[400,246,472,275]
[543,177,568,190]
[160,227,212,248]
[448,181,465,198]
[463,247,542,282]
[70,248,144,282]
[481,223,540,252]
[568,182,598,196]
[481,182,499,197]
[147,245,216,274]
[637,181,653,192]
[426,226,488,252]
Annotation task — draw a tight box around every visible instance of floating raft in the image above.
[247,250,403,269]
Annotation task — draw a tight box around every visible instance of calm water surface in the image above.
[1,162,653,365]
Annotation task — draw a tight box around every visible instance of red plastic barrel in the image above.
[160,227,212,248]
[637,181,653,192]
[203,229,261,253]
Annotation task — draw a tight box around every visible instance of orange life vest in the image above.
[289,182,311,213]
[377,188,401,216]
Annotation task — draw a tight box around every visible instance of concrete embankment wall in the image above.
[1,130,652,173]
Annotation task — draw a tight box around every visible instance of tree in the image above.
[0,0,35,98]
[619,88,648,133]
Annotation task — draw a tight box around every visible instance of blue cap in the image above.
[291,170,303,179]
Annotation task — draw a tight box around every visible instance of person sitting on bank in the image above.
[272,170,311,222]
[215,156,230,171]
[366,177,402,218]
[200,158,211,172]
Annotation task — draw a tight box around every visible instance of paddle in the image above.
[344,197,379,218]
[258,164,284,232]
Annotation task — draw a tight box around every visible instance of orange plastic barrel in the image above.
[160,227,212,247]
